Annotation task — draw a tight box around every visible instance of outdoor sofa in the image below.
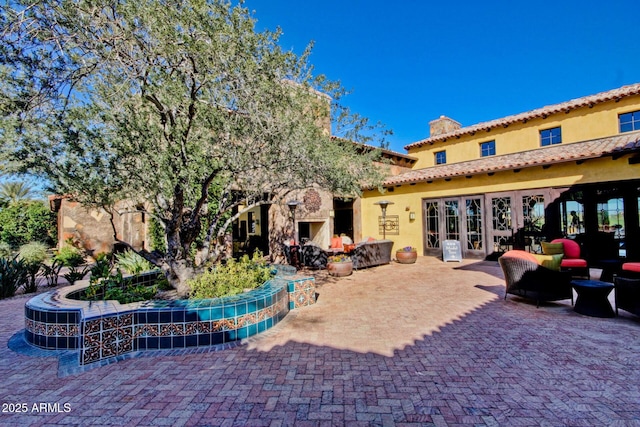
[351,239,394,270]
[297,239,394,270]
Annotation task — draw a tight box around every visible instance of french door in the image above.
[487,190,550,256]
[423,196,485,258]
[424,190,552,259]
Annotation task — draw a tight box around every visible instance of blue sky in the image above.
[247,0,640,153]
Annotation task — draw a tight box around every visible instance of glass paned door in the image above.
[444,200,460,241]
[490,196,513,253]
[424,197,484,258]
[424,201,440,254]
[598,197,625,257]
[522,194,545,253]
[466,198,483,252]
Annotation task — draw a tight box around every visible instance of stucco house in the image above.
[360,83,640,269]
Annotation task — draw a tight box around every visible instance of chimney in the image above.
[429,115,461,137]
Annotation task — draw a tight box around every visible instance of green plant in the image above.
[89,253,113,283]
[41,258,64,287]
[0,241,13,259]
[188,251,274,300]
[18,242,49,293]
[54,244,89,285]
[84,270,157,304]
[0,256,28,299]
[63,266,90,285]
[0,200,56,248]
[55,245,86,267]
[115,250,154,275]
[148,217,167,253]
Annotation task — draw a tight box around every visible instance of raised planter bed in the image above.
[24,265,315,366]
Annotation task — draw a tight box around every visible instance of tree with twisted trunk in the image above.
[0,0,388,295]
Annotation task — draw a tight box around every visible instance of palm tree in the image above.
[0,181,36,207]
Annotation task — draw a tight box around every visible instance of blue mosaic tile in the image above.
[158,310,171,324]
[197,334,210,346]
[23,269,316,367]
[236,302,248,316]
[185,334,197,347]
[210,306,223,321]
[211,332,225,345]
[223,304,237,318]
[172,336,185,348]
[171,310,185,323]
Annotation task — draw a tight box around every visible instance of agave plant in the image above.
[115,250,154,275]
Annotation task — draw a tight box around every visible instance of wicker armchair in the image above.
[499,250,574,307]
[614,276,640,317]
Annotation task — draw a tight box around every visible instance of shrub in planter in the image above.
[327,254,353,277]
[396,246,417,264]
[115,249,153,275]
[188,251,274,299]
[0,242,13,259]
[84,270,158,304]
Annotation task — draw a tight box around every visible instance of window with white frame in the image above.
[540,127,562,146]
[435,150,446,165]
[620,111,640,133]
[480,140,495,157]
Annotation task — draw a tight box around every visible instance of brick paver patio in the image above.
[1,257,640,426]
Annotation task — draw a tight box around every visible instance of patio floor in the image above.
[1,256,640,426]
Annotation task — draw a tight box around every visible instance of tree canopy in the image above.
[0,0,389,294]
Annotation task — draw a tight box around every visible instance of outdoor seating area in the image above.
[498,248,640,322]
[284,238,394,270]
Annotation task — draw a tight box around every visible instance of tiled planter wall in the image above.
[25,266,315,365]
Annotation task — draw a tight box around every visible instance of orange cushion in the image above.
[502,250,538,264]
[367,237,376,242]
[560,258,588,268]
[623,263,640,273]
[330,237,343,249]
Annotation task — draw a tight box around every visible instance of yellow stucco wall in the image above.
[362,153,640,252]
[410,96,640,169]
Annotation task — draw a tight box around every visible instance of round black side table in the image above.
[571,279,615,318]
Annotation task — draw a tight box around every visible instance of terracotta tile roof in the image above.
[330,136,418,164]
[384,131,640,187]
[405,83,640,150]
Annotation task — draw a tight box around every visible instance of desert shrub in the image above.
[18,242,49,293]
[0,200,56,248]
[55,245,85,267]
[115,249,154,275]
[188,251,274,300]
[0,256,28,298]
[0,242,13,259]
[54,244,89,285]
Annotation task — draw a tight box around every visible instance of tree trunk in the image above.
[162,258,195,297]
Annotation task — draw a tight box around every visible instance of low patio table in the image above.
[571,279,615,318]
